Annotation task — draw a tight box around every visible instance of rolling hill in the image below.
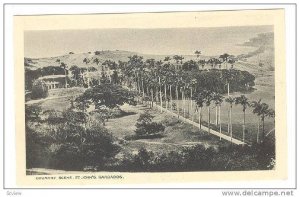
[25,33,274,74]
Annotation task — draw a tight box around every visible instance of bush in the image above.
[135,122,165,136]
[134,111,165,138]
[25,124,55,169]
[31,79,48,99]
[94,51,102,55]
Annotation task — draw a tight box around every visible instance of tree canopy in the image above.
[75,83,136,109]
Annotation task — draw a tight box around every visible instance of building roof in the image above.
[39,75,66,79]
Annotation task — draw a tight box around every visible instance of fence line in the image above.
[151,102,246,146]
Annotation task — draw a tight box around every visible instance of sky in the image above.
[24,25,273,58]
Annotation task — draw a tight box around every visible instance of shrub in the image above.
[94,51,102,55]
[31,79,48,99]
[48,124,120,170]
[135,122,165,136]
[25,125,53,169]
[134,111,165,137]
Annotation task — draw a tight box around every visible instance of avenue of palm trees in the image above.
[29,51,275,145]
[112,53,275,145]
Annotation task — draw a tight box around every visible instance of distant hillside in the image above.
[237,32,274,71]
[24,50,210,70]
[25,50,146,70]
[25,33,275,73]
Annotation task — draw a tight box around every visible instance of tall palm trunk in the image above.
[227,106,230,133]
[208,106,211,133]
[262,115,265,143]
[215,105,218,125]
[242,110,246,144]
[176,85,179,117]
[230,106,232,143]
[151,88,154,108]
[137,74,141,94]
[164,83,167,110]
[159,77,162,112]
[146,85,150,107]
[199,107,202,130]
[190,88,193,122]
[141,78,145,103]
[147,86,149,96]
[219,105,222,140]
[183,87,186,118]
[169,85,172,112]
[227,80,230,96]
[155,87,159,104]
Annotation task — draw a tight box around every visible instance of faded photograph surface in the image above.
[24,25,275,175]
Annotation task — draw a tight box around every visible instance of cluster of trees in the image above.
[25,105,121,170]
[26,83,139,170]
[106,141,274,172]
[25,51,240,93]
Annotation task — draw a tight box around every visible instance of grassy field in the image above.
[105,103,228,156]
[27,87,85,111]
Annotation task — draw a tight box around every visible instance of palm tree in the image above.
[145,58,156,69]
[267,109,275,121]
[175,76,182,118]
[204,90,213,133]
[265,108,275,137]
[215,59,222,69]
[194,91,205,130]
[207,58,216,69]
[212,93,224,138]
[164,56,171,62]
[173,55,180,64]
[251,100,270,143]
[222,69,235,97]
[158,76,163,112]
[164,78,168,110]
[147,74,157,108]
[60,62,68,88]
[83,57,89,64]
[228,59,236,69]
[194,50,201,59]
[235,95,250,144]
[69,65,81,86]
[181,86,186,118]
[198,59,206,70]
[93,58,100,65]
[251,99,262,143]
[225,96,235,143]
[217,95,224,139]
[179,56,184,64]
[219,53,230,69]
[190,78,197,122]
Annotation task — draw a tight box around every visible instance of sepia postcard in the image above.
[14,9,286,186]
